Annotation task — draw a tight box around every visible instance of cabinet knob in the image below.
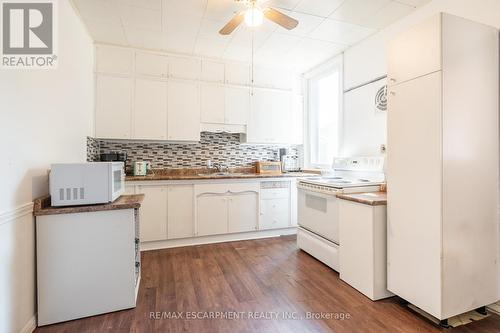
[390,91,396,96]
[389,78,396,83]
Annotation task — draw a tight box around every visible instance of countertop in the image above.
[33,194,145,216]
[125,167,316,181]
[336,192,387,206]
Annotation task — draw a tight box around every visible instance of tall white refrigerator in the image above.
[386,13,499,322]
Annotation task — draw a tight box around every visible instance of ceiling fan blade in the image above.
[219,12,245,35]
[263,7,298,30]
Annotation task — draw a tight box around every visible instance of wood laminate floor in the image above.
[36,235,500,333]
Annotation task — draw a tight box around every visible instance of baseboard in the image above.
[141,227,297,251]
[487,302,500,315]
[0,202,34,227]
[19,316,36,333]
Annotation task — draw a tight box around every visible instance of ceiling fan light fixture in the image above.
[244,7,263,27]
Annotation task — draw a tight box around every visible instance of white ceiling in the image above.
[72,0,430,72]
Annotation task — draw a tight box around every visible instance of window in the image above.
[306,58,343,169]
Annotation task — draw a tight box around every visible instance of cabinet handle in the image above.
[390,91,396,96]
[389,78,396,83]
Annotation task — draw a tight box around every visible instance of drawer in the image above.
[260,198,290,229]
[260,188,289,199]
[297,227,339,272]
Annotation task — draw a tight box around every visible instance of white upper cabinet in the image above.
[134,79,168,140]
[201,60,225,83]
[254,67,293,90]
[135,52,168,78]
[225,86,250,125]
[388,14,442,86]
[200,83,225,124]
[246,88,291,144]
[169,56,201,80]
[167,80,200,141]
[225,63,250,86]
[95,46,133,75]
[95,75,132,139]
[167,185,194,240]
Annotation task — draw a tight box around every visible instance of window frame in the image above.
[304,55,344,170]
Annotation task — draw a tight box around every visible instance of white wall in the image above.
[341,0,500,157]
[0,1,94,332]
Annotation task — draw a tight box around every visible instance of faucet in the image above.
[209,161,229,173]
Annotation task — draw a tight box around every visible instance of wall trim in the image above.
[19,315,37,333]
[0,202,33,227]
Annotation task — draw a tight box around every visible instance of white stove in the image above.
[296,157,385,272]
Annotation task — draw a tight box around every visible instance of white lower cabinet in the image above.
[197,194,228,236]
[131,179,294,243]
[167,185,194,239]
[228,192,258,232]
[138,186,168,242]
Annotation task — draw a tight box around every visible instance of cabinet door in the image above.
[225,63,250,85]
[225,86,249,125]
[201,60,224,82]
[134,79,167,140]
[247,89,291,143]
[200,83,225,124]
[260,198,290,229]
[138,186,168,242]
[388,14,441,85]
[197,194,228,236]
[135,52,168,77]
[386,72,442,316]
[169,56,201,80]
[167,80,200,141]
[167,185,194,239]
[95,75,132,139]
[228,192,258,233]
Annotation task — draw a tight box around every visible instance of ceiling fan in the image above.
[219,0,299,35]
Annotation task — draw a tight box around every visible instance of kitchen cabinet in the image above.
[260,183,290,230]
[245,88,291,144]
[134,79,168,140]
[228,192,258,232]
[96,45,132,75]
[225,63,250,85]
[201,60,225,83]
[200,83,225,124]
[196,194,228,236]
[137,186,167,242]
[167,80,201,141]
[169,56,201,80]
[167,185,194,239]
[95,75,132,139]
[195,183,259,236]
[135,52,168,78]
[225,86,249,125]
[387,13,499,321]
[338,199,392,301]
[387,14,441,86]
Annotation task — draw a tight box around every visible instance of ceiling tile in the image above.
[223,42,252,61]
[230,21,277,48]
[394,0,431,7]
[73,0,121,24]
[309,19,375,45]
[123,27,167,50]
[265,0,302,11]
[279,10,324,37]
[109,0,161,10]
[294,0,344,17]
[364,1,414,29]
[164,15,202,37]
[84,20,128,44]
[198,18,231,39]
[285,38,346,71]
[257,32,302,56]
[194,37,230,58]
[164,32,197,54]
[204,0,242,21]
[119,5,162,31]
[163,0,207,18]
[329,0,391,26]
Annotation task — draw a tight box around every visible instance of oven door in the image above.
[110,162,125,201]
[297,187,339,244]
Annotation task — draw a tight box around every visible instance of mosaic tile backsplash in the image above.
[87,133,300,172]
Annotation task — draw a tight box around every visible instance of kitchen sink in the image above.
[197,172,246,177]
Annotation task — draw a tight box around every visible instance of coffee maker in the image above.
[278,148,300,172]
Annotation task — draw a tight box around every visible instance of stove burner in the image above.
[327,180,351,184]
[358,179,370,182]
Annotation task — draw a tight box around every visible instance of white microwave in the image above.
[50,162,124,207]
